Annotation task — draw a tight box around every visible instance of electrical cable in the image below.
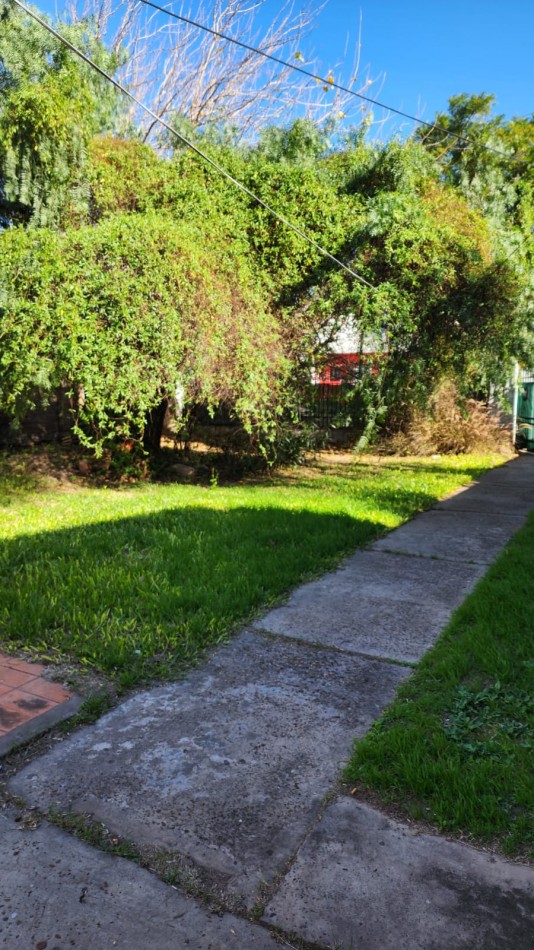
[136,0,523,164]
[11,0,375,288]
[493,226,534,266]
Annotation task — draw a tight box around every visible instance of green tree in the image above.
[322,139,524,434]
[0,211,284,452]
[415,94,533,386]
[0,0,122,227]
[2,108,527,452]
[414,93,533,229]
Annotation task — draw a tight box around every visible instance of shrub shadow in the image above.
[0,502,385,682]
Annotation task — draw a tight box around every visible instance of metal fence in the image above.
[298,384,354,428]
[511,364,534,449]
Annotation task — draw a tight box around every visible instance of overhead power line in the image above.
[11,0,374,289]
[136,0,520,164]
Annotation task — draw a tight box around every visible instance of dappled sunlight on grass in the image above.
[2,452,504,540]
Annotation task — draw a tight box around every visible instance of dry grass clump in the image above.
[379,380,511,456]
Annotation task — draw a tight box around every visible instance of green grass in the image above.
[346,508,534,858]
[0,450,501,688]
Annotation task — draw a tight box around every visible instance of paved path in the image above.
[4,454,534,948]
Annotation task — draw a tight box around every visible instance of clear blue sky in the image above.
[38,0,533,132]
[307,0,533,129]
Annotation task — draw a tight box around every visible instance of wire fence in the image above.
[298,385,355,428]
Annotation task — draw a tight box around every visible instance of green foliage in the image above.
[414,94,534,381]
[263,421,326,467]
[1,77,530,451]
[87,137,174,220]
[244,157,358,302]
[442,682,533,761]
[336,140,524,432]
[157,114,242,155]
[0,213,284,452]
[0,0,123,227]
[415,94,533,226]
[255,117,333,165]
[84,129,526,440]
[87,134,357,308]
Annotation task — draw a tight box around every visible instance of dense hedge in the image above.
[0,133,526,453]
[0,212,284,451]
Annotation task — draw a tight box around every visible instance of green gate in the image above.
[516,380,534,450]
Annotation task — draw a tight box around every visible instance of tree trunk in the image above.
[143,399,168,453]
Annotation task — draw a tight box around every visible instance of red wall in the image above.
[316,353,379,386]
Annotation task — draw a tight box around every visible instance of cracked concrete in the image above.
[9,630,408,908]
[0,807,276,949]
[5,453,534,948]
[263,799,534,950]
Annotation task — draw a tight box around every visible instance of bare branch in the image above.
[63,0,383,140]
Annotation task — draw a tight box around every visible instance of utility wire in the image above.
[494,226,534,266]
[11,0,374,289]
[136,0,522,164]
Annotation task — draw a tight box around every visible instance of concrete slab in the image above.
[263,799,534,950]
[435,457,534,514]
[435,456,534,514]
[372,508,526,563]
[480,454,534,484]
[0,809,275,949]
[435,486,533,514]
[256,550,485,662]
[10,631,409,909]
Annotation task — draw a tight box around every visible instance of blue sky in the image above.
[38,0,533,133]
[308,0,533,130]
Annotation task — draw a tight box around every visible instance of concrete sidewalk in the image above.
[4,454,534,948]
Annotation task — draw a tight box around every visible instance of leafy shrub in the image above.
[264,421,326,467]
[0,212,286,454]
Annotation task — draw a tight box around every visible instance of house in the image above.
[312,322,385,387]
[301,321,386,429]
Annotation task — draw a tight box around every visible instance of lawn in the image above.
[346,507,534,858]
[0,450,501,689]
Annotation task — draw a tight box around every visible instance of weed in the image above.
[442,682,533,761]
[379,380,510,456]
[70,693,116,725]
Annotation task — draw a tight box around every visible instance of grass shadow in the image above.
[0,502,384,687]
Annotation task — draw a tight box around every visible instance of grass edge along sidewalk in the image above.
[346,507,534,859]
[0,452,501,689]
